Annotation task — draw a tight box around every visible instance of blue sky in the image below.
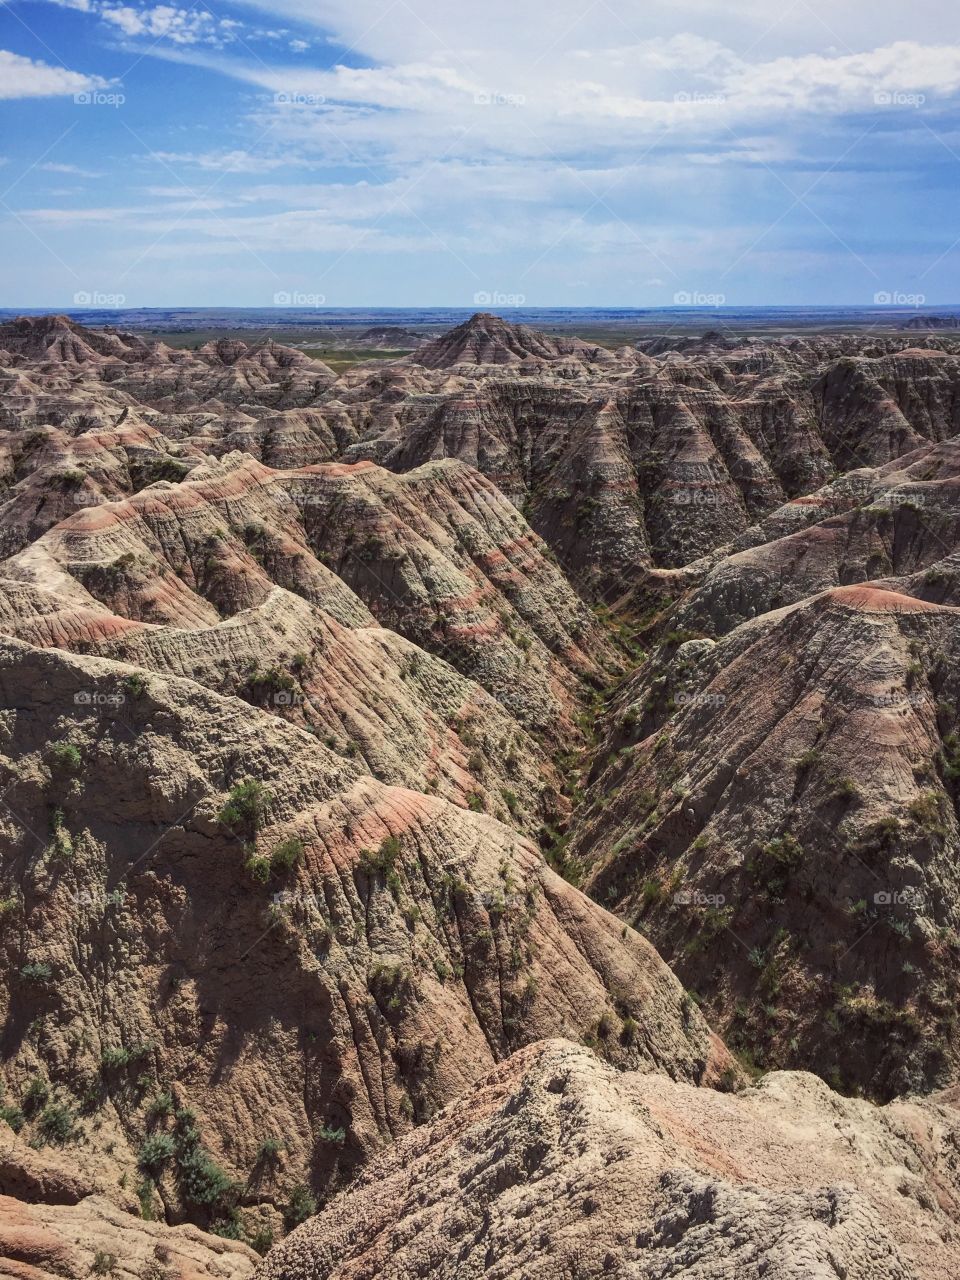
[1,0,959,306]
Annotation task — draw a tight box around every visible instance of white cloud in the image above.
[149,149,296,172]
[0,49,107,99]
[39,162,103,177]
[100,5,219,45]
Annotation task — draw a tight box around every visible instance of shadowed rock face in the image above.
[255,1039,960,1280]
[4,313,960,1268]
[567,585,960,1097]
[0,637,729,1243]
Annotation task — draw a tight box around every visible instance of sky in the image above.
[0,0,959,306]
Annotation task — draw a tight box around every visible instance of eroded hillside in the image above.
[3,312,960,1275]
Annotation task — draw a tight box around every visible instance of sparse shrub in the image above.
[218,780,271,831]
[100,1046,133,1070]
[359,835,401,878]
[244,853,271,884]
[640,877,663,907]
[866,816,901,847]
[620,1015,637,1045]
[749,833,803,894]
[257,1136,284,1161]
[48,808,73,862]
[100,1042,152,1072]
[37,1102,75,1145]
[91,1250,118,1276]
[124,673,148,699]
[176,1143,234,1208]
[270,837,303,875]
[47,742,82,772]
[20,962,53,983]
[0,1103,24,1132]
[171,1109,235,1214]
[137,1177,156,1220]
[317,1123,346,1144]
[284,1184,317,1229]
[147,1091,173,1121]
[250,1226,274,1255]
[466,793,484,812]
[908,790,946,835]
[596,1010,616,1039]
[138,1132,176,1173]
[22,1077,50,1114]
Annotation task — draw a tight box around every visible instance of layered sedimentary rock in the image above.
[3,311,960,1273]
[257,1039,960,1280]
[0,637,727,1243]
[568,583,960,1097]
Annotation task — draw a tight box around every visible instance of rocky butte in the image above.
[1,312,960,1278]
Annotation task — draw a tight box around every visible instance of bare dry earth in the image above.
[257,1039,960,1280]
[2,314,960,1275]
